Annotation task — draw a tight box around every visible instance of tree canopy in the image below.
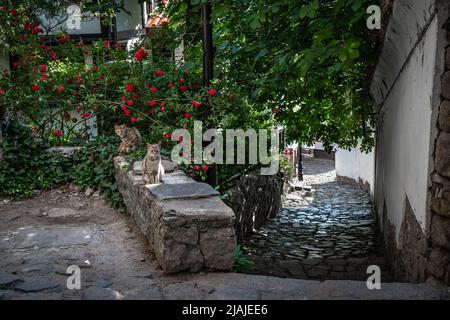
[165,0,378,152]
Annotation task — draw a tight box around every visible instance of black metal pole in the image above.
[297,143,303,181]
[202,2,218,187]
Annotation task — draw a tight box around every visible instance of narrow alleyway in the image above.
[241,156,390,281]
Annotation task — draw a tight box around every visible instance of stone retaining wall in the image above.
[223,169,284,243]
[114,156,236,273]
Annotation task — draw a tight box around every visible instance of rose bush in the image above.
[0,1,274,195]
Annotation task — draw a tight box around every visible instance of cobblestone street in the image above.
[241,156,389,281]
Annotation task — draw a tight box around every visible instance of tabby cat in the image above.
[114,124,142,154]
[142,143,165,184]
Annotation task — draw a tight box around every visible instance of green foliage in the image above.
[0,123,124,209]
[0,123,72,198]
[166,0,378,152]
[233,245,255,271]
[71,135,124,209]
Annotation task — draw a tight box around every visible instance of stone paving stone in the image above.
[15,281,60,293]
[0,226,93,250]
[0,271,21,287]
[147,182,219,200]
[241,157,387,281]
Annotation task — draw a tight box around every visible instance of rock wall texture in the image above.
[427,19,450,285]
[114,156,236,273]
[223,169,284,243]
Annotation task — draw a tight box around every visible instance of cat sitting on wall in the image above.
[114,124,142,154]
[142,143,165,184]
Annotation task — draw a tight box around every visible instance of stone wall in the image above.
[427,18,450,285]
[223,169,284,243]
[114,156,236,273]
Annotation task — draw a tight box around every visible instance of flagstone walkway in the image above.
[241,157,389,281]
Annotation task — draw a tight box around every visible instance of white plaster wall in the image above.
[336,145,375,195]
[39,11,101,35]
[116,0,143,32]
[374,14,438,237]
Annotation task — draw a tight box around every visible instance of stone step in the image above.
[162,273,449,300]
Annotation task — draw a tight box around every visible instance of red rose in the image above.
[126,84,136,92]
[181,85,188,93]
[209,88,216,96]
[122,96,127,101]
[58,34,70,44]
[135,48,148,61]
[130,117,137,123]
[154,70,165,76]
[191,100,200,108]
[31,84,40,92]
[167,83,174,89]
[184,113,192,118]
[92,65,99,72]
[76,106,83,113]
[32,26,43,35]
[42,73,49,80]
[40,64,48,72]
[185,70,190,75]
[151,87,158,93]
[121,106,131,117]
[178,136,183,142]
[165,133,172,139]
[115,43,122,49]
[104,40,111,49]
[160,102,166,107]
[0,88,5,95]
[160,107,165,112]
[194,165,201,171]
[24,22,33,31]
[180,78,185,84]
[202,165,209,171]
[149,109,155,114]
[10,9,17,16]
[57,85,65,92]
[82,112,91,118]
[149,100,157,107]
[127,100,134,106]
[54,130,62,138]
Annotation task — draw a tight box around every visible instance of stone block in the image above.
[427,248,450,279]
[199,228,236,269]
[438,100,450,132]
[161,160,178,173]
[443,71,450,100]
[431,215,450,251]
[435,132,450,178]
[114,156,236,274]
[147,182,219,200]
[446,47,450,70]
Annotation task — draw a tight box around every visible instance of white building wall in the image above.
[116,0,143,32]
[335,145,375,195]
[371,0,438,238]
